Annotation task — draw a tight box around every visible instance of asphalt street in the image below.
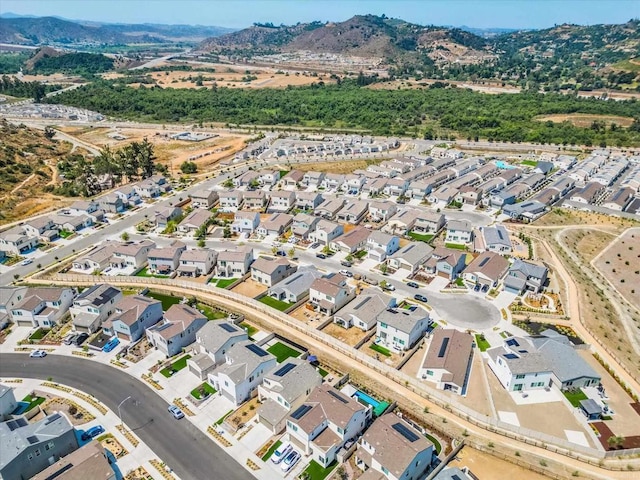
[0,354,255,480]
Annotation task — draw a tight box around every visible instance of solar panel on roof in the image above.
[504,353,518,359]
[219,323,237,333]
[291,404,312,419]
[27,435,39,444]
[438,337,450,358]
[327,389,349,404]
[478,257,490,267]
[497,229,504,240]
[354,297,371,310]
[274,363,296,377]
[506,338,519,347]
[44,413,61,425]
[391,422,419,442]
[245,343,268,357]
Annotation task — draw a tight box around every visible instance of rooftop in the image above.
[422,329,474,388]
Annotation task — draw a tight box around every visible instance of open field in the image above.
[293,158,383,174]
[562,229,616,263]
[535,113,635,128]
[447,446,552,480]
[533,208,638,231]
[612,58,640,73]
[593,227,640,312]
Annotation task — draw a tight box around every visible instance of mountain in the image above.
[0,15,235,46]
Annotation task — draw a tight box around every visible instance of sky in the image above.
[1,0,638,29]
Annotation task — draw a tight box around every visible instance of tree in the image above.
[222,179,234,188]
[322,245,332,254]
[44,126,56,140]
[138,137,156,178]
[121,232,129,241]
[607,435,625,449]
[380,263,388,275]
[271,246,279,255]
[345,253,354,262]
[180,161,197,174]
[197,239,205,248]
[223,225,231,238]
[288,247,296,258]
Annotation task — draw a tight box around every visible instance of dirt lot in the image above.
[448,446,551,480]
[230,278,268,298]
[321,321,369,347]
[593,227,640,311]
[562,228,616,263]
[293,159,383,174]
[535,113,635,128]
[288,304,326,326]
[533,208,638,231]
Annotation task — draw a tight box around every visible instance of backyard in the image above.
[408,232,434,243]
[266,341,301,363]
[135,267,170,279]
[147,291,181,310]
[563,389,588,407]
[259,296,292,312]
[213,278,238,289]
[197,302,227,320]
[300,460,337,480]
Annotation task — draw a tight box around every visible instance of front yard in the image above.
[190,382,217,400]
[160,354,192,378]
[474,334,491,352]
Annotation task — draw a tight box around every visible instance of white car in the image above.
[29,350,47,358]
[281,450,301,472]
[21,259,33,266]
[168,405,185,419]
[271,442,292,464]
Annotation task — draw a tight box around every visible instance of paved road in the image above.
[0,354,254,480]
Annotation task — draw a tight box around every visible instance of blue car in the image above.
[103,337,120,353]
[81,425,105,441]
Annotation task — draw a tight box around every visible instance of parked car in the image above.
[21,259,33,266]
[414,294,428,303]
[281,450,301,472]
[29,350,47,358]
[474,284,481,292]
[276,250,287,257]
[315,253,327,259]
[81,425,105,441]
[382,283,396,291]
[481,284,490,293]
[406,281,419,288]
[168,405,185,420]
[73,333,89,346]
[310,242,320,249]
[363,277,378,286]
[339,269,352,277]
[271,442,292,464]
[340,260,352,267]
[63,334,78,345]
[102,337,120,353]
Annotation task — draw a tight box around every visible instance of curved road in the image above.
[0,354,254,480]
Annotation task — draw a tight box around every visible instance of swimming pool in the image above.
[353,390,390,416]
[11,401,30,415]
[494,160,517,170]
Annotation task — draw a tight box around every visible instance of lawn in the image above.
[520,160,538,167]
[354,250,367,259]
[197,303,227,320]
[425,433,442,455]
[29,328,50,341]
[58,229,74,239]
[160,354,192,377]
[474,334,491,352]
[22,394,46,412]
[408,231,434,242]
[190,382,217,400]
[267,342,301,362]
[318,367,329,378]
[147,291,181,311]
[564,389,588,407]
[444,243,467,250]
[259,296,292,312]
[135,267,170,279]
[369,343,391,357]
[240,322,258,338]
[454,277,465,287]
[261,439,282,461]
[215,409,234,425]
[214,278,238,289]
[301,460,337,480]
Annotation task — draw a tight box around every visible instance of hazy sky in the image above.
[1,0,638,29]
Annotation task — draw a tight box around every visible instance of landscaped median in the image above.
[190,382,216,401]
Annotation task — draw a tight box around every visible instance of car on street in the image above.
[29,350,47,358]
[276,250,287,256]
[21,259,33,266]
[414,294,428,303]
[315,253,327,259]
[407,281,419,288]
[81,425,105,441]
[281,450,301,472]
[168,405,185,419]
[339,269,353,277]
[73,333,89,346]
[382,283,396,291]
[271,442,293,464]
[340,260,352,267]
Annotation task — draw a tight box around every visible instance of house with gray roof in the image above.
[309,273,355,315]
[504,259,548,294]
[146,304,208,357]
[148,241,187,274]
[337,200,369,224]
[383,208,422,235]
[256,213,293,237]
[291,213,321,239]
[268,266,323,303]
[502,200,547,222]
[231,211,260,235]
[70,284,123,333]
[480,225,512,254]
[330,227,371,254]
[334,289,396,331]
[189,188,219,209]
[9,287,74,328]
[178,209,213,234]
[424,247,467,280]
[101,295,163,342]
[315,198,346,220]
[258,358,323,433]
[218,190,244,212]
[309,219,344,246]
[110,239,155,270]
[0,384,16,420]
[177,248,217,277]
[0,413,79,480]
[419,329,474,395]
[0,227,39,255]
[30,441,115,480]
[154,206,182,228]
[72,242,118,273]
[411,212,446,236]
[282,169,304,188]
[355,413,434,480]
[242,190,267,210]
[368,201,397,223]
[303,171,325,187]
[216,246,254,277]
[208,340,277,405]
[188,320,248,380]
[251,257,297,287]
[388,242,433,275]
[268,191,296,213]
[376,307,430,351]
[295,191,324,211]
[445,219,473,245]
[0,286,28,330]
[366,231,400,262]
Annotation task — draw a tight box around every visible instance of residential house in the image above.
[303,171,325,187]
[342,174,366,193]
[355,413,434,480]
[177,249,217,277]
[149,174,171,193]
[282,169,305,188]
[243,190,267,210]
[504,259,548,294]
[233,170,260,188]
[368,201,397,223]
[207,340,277,405]
[602,187,634,211]
[428,185,459,207]
[334,289,396,331]
[533,161,555,175]
[291,213,321,240]
[316,198,345,220]
[114,185,141,207]
[69,200,99,216]
[258,170,281,186]
[97,194,124,213]
[9,287,74,328]
[445,220,473,245]
[424,247,467,280]
[71,284,123,333]
[268,191,296,213]
[309,220,344,246]
[146,304,208,357]
[570,182,606,204]
[364,178,389,197]
[408,180,432,200]
[71,243,118,273]
[383,178,409,197]
[154,206,182,229]
[462,252,509,288]
[135,179,161,198]
[381,160,409,174]
[251,257,297,287]
[231,211,261,235]
[457,186,483,205]
[0,412,79,480]
[286,384,371,468]
[322,173,346,190]
[330,227,371,254]
[110,239,155,270]
[309,273,356,315]
[258,359,323,433]
[366,165,398,178]
[147,241,186,274]
[0,227,39,255]
[0,286,28,330]
[178,209,212,234]
[337,200,369,224]
[50,213,93,233]
[554,155,578,170]
[23,217,58,242]
[383,209,422,235]
[411,212,445,237]
[295,191,324,211]
[366,231,400,262]
[31,441,115,480]
[375,307,430,351]
[216,247,254,277]
[480,225,512,254]
[502,200,547,222]
[269,266,323,303]
[218,191,244,212]
[189,189,219,209]
[419,329,474,395]
[256,213,293,237]
[387,242,433,275]
[187,320,248,380]
[0,384,17,420]
[101,295,163,342]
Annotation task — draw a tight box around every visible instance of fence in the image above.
[44,273,640,468]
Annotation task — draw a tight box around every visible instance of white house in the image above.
[309,220,344,246]
[309,273,355,315]
[480,225,512,254]
[218,191,244,212]
[387,242,433,274]
[147,241,186,274]
[216,247,254,277]
[101,295,163,342]
[231,211,261,235]
[110,240,155,270]
[177,249,217,277]
[178,209,212,234]
[445,219,473,245]
[268,191,296,213]
[366,231,400,262]
[268,266,323,304]
[71,284,123,333]
[187,320,248,380]
[251,257,297,287]
[9,287,74,328]
[189,189,219,209]
[334,289,396,331]
[376,307,430,351]
[146,304,208,357]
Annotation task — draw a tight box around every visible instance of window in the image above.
[380,322,388,329]
[35,449,41,456]
[426,370,434,376]
[515,374,526,379]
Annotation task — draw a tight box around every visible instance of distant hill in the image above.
[0,15,235,46]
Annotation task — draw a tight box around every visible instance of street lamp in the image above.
[117,395,132,430]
